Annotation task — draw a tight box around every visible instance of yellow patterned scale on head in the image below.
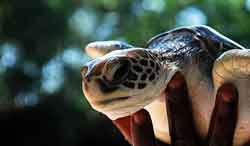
[82,25,250,146]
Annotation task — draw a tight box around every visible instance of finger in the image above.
[165,72,198,146]
[156,139,171,146]
[207,83,238,146]
[242,141,250,146]
[131,109,157,146]
[113,116,132,144]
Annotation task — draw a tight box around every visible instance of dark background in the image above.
[1,0,250,146]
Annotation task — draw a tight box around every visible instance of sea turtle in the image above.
[81,25,250,146]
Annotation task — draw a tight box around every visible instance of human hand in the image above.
[113,72,238,146]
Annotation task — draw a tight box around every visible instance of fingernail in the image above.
[132,110,148,125]
[219,83,238,103]
[168,72,185,90]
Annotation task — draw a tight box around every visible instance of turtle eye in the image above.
[113,60,130,82]
[105,59,130,84]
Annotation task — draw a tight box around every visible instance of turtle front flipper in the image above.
[212,49,250,146]
[85,41,134,58]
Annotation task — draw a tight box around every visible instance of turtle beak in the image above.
[81,59,105,82]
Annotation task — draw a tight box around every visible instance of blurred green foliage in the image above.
[1,0,250,146]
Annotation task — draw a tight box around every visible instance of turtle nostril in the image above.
[81,66,88,77]
[81,66,91,82]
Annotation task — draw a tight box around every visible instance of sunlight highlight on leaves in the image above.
[176,6,207,26]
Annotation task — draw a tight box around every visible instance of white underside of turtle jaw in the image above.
[101,87,168,120]
[103,95,157,120]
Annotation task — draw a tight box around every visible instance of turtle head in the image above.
[81,48,170,120]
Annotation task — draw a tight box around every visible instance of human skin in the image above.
[113,72,239,146]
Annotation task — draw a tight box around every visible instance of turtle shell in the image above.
[145,25,245,76]
[146,25,244,56]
